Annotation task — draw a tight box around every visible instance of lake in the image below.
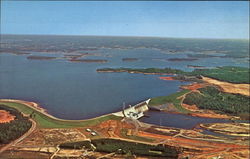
[0,35,249,127]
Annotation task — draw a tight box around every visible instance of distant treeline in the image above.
[1,35,249,58]
[188,66,250,84]
[97,66,250,84]
[0,105,32,144]
[60,138,180,158]
[97,67,185,74]
[183,86,250,119]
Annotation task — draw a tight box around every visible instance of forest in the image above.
[0,105,32,144]
[183,86,250,119]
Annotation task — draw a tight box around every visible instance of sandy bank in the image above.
[202,76,250,96]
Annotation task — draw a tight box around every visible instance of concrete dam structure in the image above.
[113,99,150,119]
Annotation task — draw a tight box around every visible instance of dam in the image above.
[113,99,150,119]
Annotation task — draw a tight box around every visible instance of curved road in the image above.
[0,118,37,154]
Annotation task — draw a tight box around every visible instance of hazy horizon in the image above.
[1,33,249,41]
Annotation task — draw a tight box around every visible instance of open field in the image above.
[202,76,250,96]
[200,123,250,137]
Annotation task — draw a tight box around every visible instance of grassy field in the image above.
[149,90,191,113]
[0,102,121,129]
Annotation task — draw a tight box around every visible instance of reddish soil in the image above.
[137,131,249,158]
[182,103,199,111]
[183,103,230,119]
[159,77,175,81]
[92,119,135,138]
[190,112,230,119]
[0,110,15,123]
[181,83,208,91]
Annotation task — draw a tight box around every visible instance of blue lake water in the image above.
[0,53,190,120]
[140,111,231,129]
[0,35,249,128]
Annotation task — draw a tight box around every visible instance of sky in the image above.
[1,1,249,39]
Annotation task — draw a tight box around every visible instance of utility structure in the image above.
[122,99,150,120]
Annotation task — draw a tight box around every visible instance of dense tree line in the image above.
[97,67,185,74]
[98,66,249,84]
[187,66,249,84]
[0,105,32,144]
[60,138,180,158]
[183,86,250,119]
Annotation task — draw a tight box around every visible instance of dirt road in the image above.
[0,119,37,154]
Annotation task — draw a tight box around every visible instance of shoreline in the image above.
[97,70,176,75]
[0,99,120,122]
[1,99,249,158]
[0,95,236,125]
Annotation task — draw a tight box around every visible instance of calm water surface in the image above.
[0,46,248,127]
[0,53,190,120]
[140,111,231,129]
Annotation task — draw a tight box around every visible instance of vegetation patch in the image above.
[187,66,250,84]
[60,140,92,149]
[183,86,250,119]
[122,58,138,62]
[167,58,198,61]
[98,66,249,84]
[27,56,57,60]
[69,59,108,63]
[97,67,185,74]
[60,138,180,158]
[149,90,191,113]
[0,105,32,144]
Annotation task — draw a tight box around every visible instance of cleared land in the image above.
[0,110,15,123]
[200,123,250,137]
[202,76,250,96]
[0,99,249,159]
